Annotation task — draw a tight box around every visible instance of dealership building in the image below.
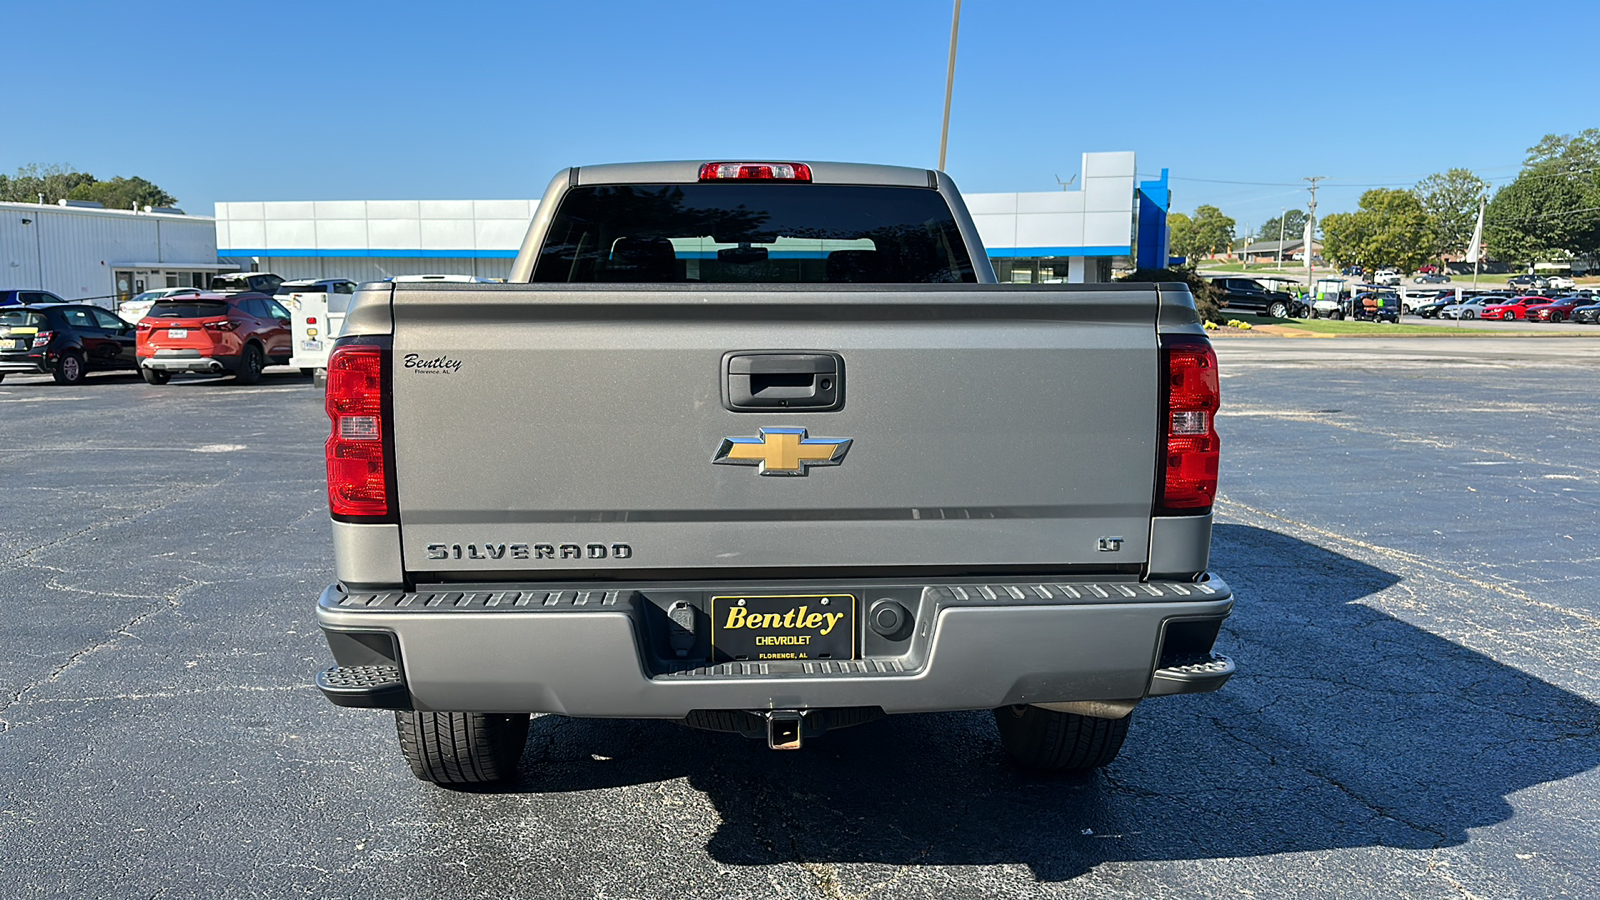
[0,201,228,308]
[214,152,1175,283]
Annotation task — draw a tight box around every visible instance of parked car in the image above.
[118,287,202,323]
[1507,274,1549,291]
[1545,275,1577,291]
[1373,269,1403,286]
[0,289,70,307]
[1210,277,1306,318]
[1525,296,1591,322]
[135,293,293,384]
[1571,300,1600,324]
[210,272,286,296]
[1412,296,1455,318]
[0,303,138,384]
[1412,273,1451,284]
[1439,297,1496,319]
[1481,296,1551,320]
[1399,287,1452,312]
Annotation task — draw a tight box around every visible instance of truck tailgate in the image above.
[387,284,1159,577]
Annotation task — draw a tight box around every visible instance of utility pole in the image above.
[937,0,963,172]
[1276,207,1286,270]
[1304,176,1325,299]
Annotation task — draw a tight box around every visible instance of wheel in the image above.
[235,343,264,384]
[1551,313,1564,323]
[395,711,530,785]
[52,351,86,385]
[1332,310,1344,320]
[1267,301,1288,319]
[140,367,171,385]
[994,705,1130,772]
[1463,309,1476,320]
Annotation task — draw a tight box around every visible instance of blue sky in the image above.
[5,0,1595,229]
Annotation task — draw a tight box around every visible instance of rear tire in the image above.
[235,343,264,384]
[139,367,171,385]
[993,705,1130,772]
[395,711,530,785]
[1267,301,1288,319]
[52,351,86,385]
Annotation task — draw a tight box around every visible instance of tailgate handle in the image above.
[722,352,844,411]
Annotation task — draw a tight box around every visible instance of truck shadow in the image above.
[507,524,1600,882]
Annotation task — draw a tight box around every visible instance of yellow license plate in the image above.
[710,594,856,663]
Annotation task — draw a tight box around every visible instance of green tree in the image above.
[1484,172,1599,267]
[1256,209,1306,243]
[1412,168,1489,263]
[1167,211,1194,261]
[1317,189,1436,273]
[1319,211,1361,268]
[0,163,97,204]
[1187,205,1236,259]
[1524,129,1600,174]
[67,176,178,210]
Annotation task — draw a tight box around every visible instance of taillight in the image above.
[32,331,53,348]
[698,162,812,182]
[306,316,317,325]
[203,320,236,332]
[136,321,153,332]
[1159,333,1221,512]
[325,343,392,519]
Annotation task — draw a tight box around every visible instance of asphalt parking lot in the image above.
[2,342,1598,899]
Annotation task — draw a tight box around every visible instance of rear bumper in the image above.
[0,357,49,374]
[315,575,1234,717]
[140,349,241,373]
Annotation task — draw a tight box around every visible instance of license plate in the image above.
[167,328,188,338]
[710,594,856,662]
[301,339,322,351]
[0,339,21,350]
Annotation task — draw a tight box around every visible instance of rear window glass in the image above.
[213,276,256,291]
[149,299,229,318]
[532,184,977,284]
[0,310,47,329]
[276,283,328,295]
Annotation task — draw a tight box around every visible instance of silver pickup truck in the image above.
[314,160,1234,785]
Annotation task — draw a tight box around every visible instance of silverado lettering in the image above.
[425,542,633,560]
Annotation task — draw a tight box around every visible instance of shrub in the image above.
[1116,266,1222,321]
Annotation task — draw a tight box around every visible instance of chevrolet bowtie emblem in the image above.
[713,427,852,477]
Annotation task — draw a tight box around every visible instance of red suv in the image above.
[136,293,292,384]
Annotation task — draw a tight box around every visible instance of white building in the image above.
[214,153,1175,283]
[0,201,229,309]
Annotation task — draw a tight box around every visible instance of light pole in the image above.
[938,0,962,172]
[1304,176,1325,298]
[1276,208,1286,271]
